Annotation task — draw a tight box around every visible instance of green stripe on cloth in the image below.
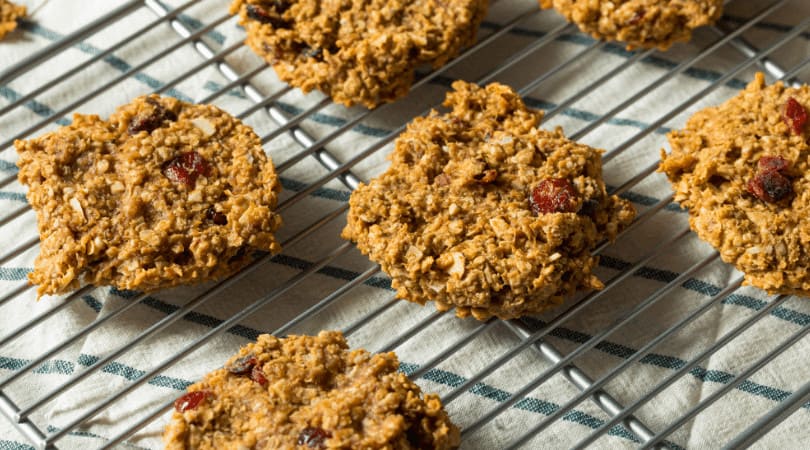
[0,268,30,281]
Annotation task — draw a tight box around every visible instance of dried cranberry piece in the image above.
[227,355,257,375]
[578,198,600,218]
[747,155,794,203]
[128,100,177,135]
[162,152,211,188]
[784,97,807,135]
[250,365,268,387]
[529,178,579,215]
[747,170,792,203]
[758,155,790,173]
[205,207,228,225]
[174,390,210,413]
[297,427,332,448]
[246,4,290,28]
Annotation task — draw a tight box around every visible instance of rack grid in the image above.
[0,0,809,448]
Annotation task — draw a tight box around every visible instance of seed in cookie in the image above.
[0,0,26,40]
[163,331,460,450]
[660,72,810,296]
[15,95,283,296]
[538,0,723,50]
[342,81,636,321]
[228,0,489,108]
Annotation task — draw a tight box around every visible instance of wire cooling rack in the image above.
[0,0,809,448]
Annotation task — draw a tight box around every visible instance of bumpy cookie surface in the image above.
[15,95,282,296]
[229,0,488,108]
[660,73,810,296]
[342,81,636,320]
[0,0,25,39]
[163,331,460,449]
[539,0,723,50]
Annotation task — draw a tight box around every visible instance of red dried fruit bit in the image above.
[205,207,228,225]
[127,100,177,135]
[246,4,289,28]
[747,170,793,203]
[174,390,210,413]
[250,365,268,387]
[784,97,808,135]
[162,152,211,188]
[298,427,332,448]
[529,178,579,215]
[758,155,791,173]
[226,355,257,375]
[434,173,451,186]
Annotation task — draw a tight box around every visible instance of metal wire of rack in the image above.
[0,0,808,448]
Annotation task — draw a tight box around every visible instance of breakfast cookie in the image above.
[538,0,723,50]
[163,331,460,450]
[15,95,282,296]
[342,81,636,320]
[0,0,26,39]
[660,73,810,296]
[229,0,488,108]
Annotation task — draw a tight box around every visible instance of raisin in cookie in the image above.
[539,0,723,50]
[229,0,488,108]
[163,331,460,449]
[660,73,810,296]
[0,0,25,39]
[15,95,282,296]
[342,81,636,320]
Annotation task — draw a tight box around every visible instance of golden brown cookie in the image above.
[163,331,460,450]
[229,0,488,108]
[342,81,636,320]
[15,95,282,296]
[660,73,810,296]
[0,0,26,39]
[539,0,723,50]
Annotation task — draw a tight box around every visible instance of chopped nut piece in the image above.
[68,197,85,220]
[191,117,216,137]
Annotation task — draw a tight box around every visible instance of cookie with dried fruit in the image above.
[163,331,460,449]
[342,81,635,320]
[539,0,723,50]
[229,0,488,108]
[15,95,282,296]
[660,73,810,296]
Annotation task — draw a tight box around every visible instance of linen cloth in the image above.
[0,0,809,448]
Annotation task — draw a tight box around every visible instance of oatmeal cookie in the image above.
[660,73,810,296]
[539,0,723,50]
[229,0,488,108]
[163,331,460,449]
[342,81,636,320]
[15,95,282,296]
[0,0,25,39]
